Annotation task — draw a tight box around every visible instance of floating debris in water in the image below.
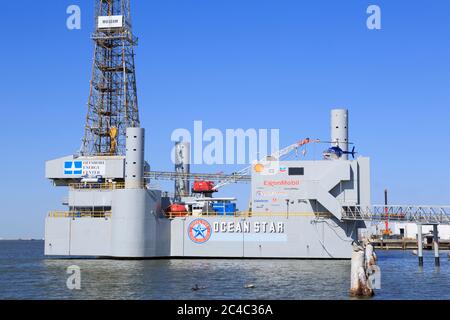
[191,284,207,291]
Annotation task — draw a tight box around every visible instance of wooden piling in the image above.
[350,243,375,298]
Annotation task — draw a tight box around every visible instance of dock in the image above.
[371,239,450,250]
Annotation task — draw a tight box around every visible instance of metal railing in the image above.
[342,205,450,225]
[48,211,112,219]
[165,211,332,219]
[46,205,450,224]
[69,182,148,190]
[144,171,251,183]
[69,182,125,190]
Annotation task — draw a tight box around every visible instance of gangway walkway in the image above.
[341,205,450,267]
[342,205,450,225]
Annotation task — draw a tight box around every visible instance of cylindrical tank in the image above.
[331,109,349,160]
[111,189,148,257]
[125,127,145,189]
[174,141,191,201]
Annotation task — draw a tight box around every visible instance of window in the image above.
[289,167,304,176]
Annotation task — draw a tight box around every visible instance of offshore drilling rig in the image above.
[44,0,450,263]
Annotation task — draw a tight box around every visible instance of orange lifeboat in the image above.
[165,204,189,217]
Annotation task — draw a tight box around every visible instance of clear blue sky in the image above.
[1,0,450,238]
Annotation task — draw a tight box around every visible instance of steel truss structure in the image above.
[82,0,140,156]
[342,205,450,225]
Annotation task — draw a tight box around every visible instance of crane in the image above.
[271,138,320,160]
[146,138,320,194]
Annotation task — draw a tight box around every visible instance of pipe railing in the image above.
[48,211,112,218]
[165,211,333,219]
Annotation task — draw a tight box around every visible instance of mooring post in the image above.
[433,224,440,267]
[350,243,374,297]
[417,224,423,267]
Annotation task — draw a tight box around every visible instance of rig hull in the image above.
[45,207,360,259]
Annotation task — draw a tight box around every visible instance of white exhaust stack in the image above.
[331,109,349,160]
[125,127,145,189]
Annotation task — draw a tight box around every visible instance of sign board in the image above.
[187,219,287,244]
[64,160,106,177]
[82,160,106,177]
[98,15,123,29]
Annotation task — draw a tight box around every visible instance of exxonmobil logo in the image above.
[263,180,300,187]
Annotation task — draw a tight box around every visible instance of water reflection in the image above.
[42,258,351,300]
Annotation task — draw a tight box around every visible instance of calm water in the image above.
[0,241,449,300]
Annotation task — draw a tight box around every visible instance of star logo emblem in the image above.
[193,224,207,239]
[188,219,212,244]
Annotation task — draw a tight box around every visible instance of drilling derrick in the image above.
[82,0,140,156]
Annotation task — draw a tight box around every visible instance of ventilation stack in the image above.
[125,128,145,189]
[331,109,349,160]
[174,142,191,201]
